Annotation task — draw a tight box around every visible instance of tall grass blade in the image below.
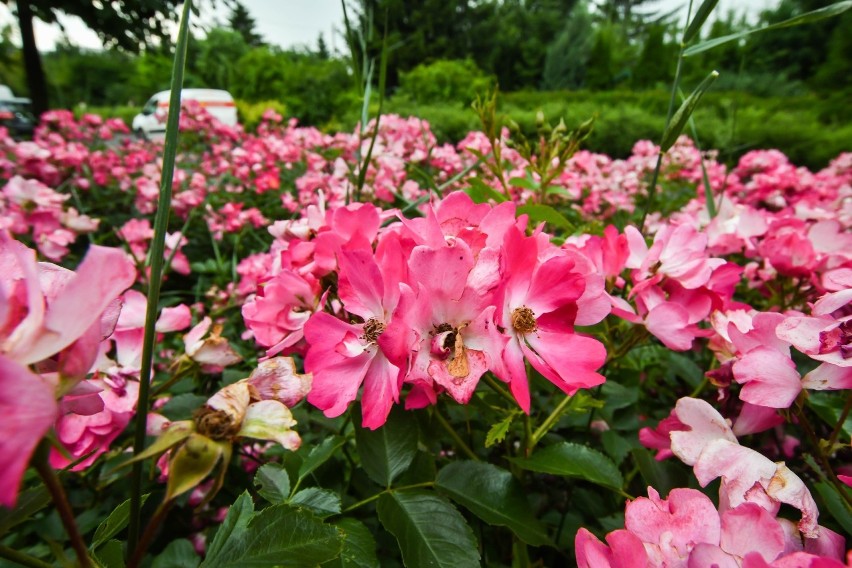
[682,0,719,44]
[660,70,719,152]
[127,0,192,557]
[684,0,852,56]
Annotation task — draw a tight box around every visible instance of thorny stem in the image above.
[340,482,435,513]
[434,407,479,461]
[33,442,92,568]
[792,401,852,509]
[0,546,53,568]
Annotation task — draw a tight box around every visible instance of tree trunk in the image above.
[16,0,49,118]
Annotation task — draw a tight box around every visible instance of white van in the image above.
[132,89,238,138]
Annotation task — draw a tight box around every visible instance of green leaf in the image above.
[509,442,623,490]
[485,412,517,448]
[377,490,480,568]
[93,540,125,568]
[0,485,51,537]
[631,448,688,497]
[298,435,345,486]
[91,495,150,550]
[815,481,852,536]
[436,461,550,546]
[684,1,852,56]
[152,539,199,568]
[354,405,418,487]
[204,492,254,563]
[508,176,538,190]
[464,177,508,204]
[254,464,291,504]
[517,204,574,232]
[290,488,342,518]
[682,0,720,44]
[660,71,719,152]
[807,393,852,441]
[160,394,208,421]
[330,518,379,568]
[600,431,633,466]
[665,352,704,387]
[165,434,226,501]
[122,420,195,466]
[201,504,343,567]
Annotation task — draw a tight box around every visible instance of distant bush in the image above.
[397,59,493,106]
[236,100,288,130]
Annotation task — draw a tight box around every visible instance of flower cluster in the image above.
[242,191,610,426]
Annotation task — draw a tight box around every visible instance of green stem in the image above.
[341,482,435,514]
[33,443,92,568]
[827,393,852,449]
[127,501,174,568]
[128,0,192,556]
[481,373,517,407]
[793,402,852,509]
[531,394,575,449]
[640,0,694,230]
[434,407,479,461]
[0,546,53,568]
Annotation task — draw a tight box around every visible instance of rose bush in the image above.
[0,104,849,567]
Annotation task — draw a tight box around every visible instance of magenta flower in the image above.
[496,226,607,412]
[305,246,404,429]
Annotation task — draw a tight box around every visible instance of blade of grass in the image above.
[354,9,389,202]
[127,0,192,557]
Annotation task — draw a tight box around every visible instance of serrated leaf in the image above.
[485,413,517,448]
[354,405,418,487]
[464,177,508,204]
[290,488,341,518]
[665,352,703,387]
[201,504,343,567]
[254,464,291,504]
[93,540,125,568]
[0,485,51,537]
[660,71,719,152]
[204,492,254,563]
[600,431,633,466]
[91,495,150,550]
[684,1,852,56]
[152,539,199,568]
[377,490,480,568]
[330,518,379,568]
[298,435,345,485]
[509,442,623,490]
[682,0,720,43]
[517,204,574,232]
[436,461,550,546]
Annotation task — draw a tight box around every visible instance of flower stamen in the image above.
[511,306,537,334]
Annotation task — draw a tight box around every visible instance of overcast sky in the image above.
[0,0,778,53]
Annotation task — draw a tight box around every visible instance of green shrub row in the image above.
[78,89,850,170]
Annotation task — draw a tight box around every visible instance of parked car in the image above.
[0,85,36,139]
[131,89,238,138]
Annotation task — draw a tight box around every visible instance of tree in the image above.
[542,1,595,90]
[228,1,264,47]
[2,0,185,116]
